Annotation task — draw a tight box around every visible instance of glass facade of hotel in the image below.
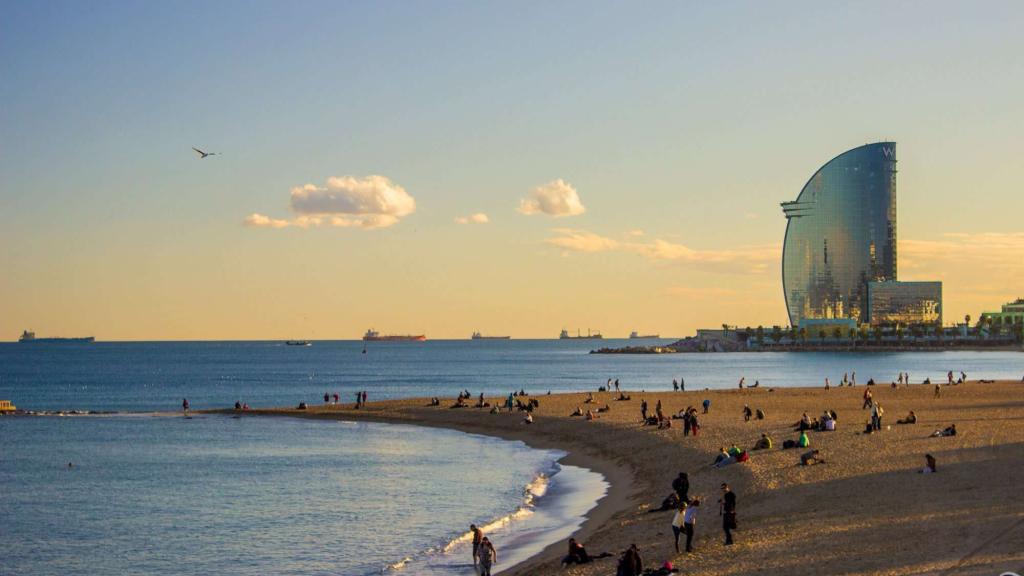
[782,142,898,326]
[867,281,943,326]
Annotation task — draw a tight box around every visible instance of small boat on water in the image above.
[472,332,511,340]
[629,331,660,339]
[363,329,426,342]
[285,340,312,346]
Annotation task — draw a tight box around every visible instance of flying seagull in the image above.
[192,147,217,159]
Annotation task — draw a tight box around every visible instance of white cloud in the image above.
[246,175,416,230]
[627,229,646,237]
[546,228,620,253]
[546,228,781,273]
[455,213,490,225]
[518,179,585,217]
[243,213,290,229]
[901,233,1024,271]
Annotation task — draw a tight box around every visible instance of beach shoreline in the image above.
[215,379,1024,575]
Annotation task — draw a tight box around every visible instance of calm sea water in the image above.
[1,341,1021,575]
[1,340,1022,412]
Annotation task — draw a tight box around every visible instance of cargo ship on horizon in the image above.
[363,329,426,342]
[629,331,660,339]
[560,329,603,340]
[471,332,511,340]
[18,330,94,343]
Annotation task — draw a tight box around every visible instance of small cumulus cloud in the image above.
[545,228,780,273]
[455,213,490,225]
[244,213,290,229]
[546,228,620,253]
[627,229,646,237]
[518,179,585,217]
[245,175,416,230]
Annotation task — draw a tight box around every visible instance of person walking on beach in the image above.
[743,405,752,422]
[862,389,873,409]
[614,378,620,391]
[324,392,330,404]
[738,377,745,389]
[851,371,857,386]
[702,399,710,414]
[680,377,685,391]
[719,483,737,545]
[683,498,699,552]
[355,391,362,409]
[671,501,687,553]
[361,391,368,405]
[478,536,496,576]
[640,399,648,421]
[182,398,190,414]
[934,384,941,398]
[825,377,830,390]
[470,524,483,566]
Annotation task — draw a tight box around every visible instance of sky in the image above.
[1,1,1022,340]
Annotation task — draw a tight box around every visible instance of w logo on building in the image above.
[882,146,895,159]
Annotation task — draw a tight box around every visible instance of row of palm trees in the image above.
[733,318,1024,346]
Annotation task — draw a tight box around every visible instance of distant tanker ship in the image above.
[471,332,511,340]
[560,329,603,340]
[19,330,94,343]
[363,329,426,342]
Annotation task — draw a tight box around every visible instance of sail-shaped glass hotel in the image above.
[781,142,941,328]
[781,142,898,326]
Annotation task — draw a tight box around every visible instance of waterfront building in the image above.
[979,298,1024,327]
[867,281,942,326]
[781,142,942,329]
[781,142,898,326]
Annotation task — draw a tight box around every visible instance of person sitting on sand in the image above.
[430,397,440,406]
[800,449,822,466]
[452,397,468,408]
[755,408,766,420]
[523,413,534,424]
[897,411,917,424]
[753,433,773,450]
[823,415,836,431]
[235,401,242,410]
[743,405,753,422]
[586,409,598,421]
[571,406,583,417]
[797,431,810,448]
[931,424,957,437]
[616,392,631,401]
[727,445,743,457]
[796,413,811,431]
[561,537,610,566]
[585,392,595,404]
[920,453,937,473]
[616,544,643,576]
[672,472,689,502]
[750,380,760,388]
[713,447,730,466]
[596,404,611,413]
[489,406,499,414]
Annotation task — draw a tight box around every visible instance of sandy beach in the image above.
[229,380,1024,575]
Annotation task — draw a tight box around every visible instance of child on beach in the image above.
[671,502,687,552]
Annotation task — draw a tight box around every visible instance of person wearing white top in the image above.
[683,499,700,552]
[671,502,687,553]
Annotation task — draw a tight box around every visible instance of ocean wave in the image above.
[383,461,562,573]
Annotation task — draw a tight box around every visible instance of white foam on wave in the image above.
[383,463,560,573]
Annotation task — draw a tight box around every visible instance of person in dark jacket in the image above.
[719,483,737,545]
[671,472,689,502]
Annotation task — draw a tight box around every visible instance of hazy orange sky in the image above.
[2,2,1022,340]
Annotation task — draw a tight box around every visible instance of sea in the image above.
[2,339,1022,575]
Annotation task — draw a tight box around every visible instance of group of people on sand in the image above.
[352,391,368,409]
[741,404,766,422]
[232,401,250,411]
